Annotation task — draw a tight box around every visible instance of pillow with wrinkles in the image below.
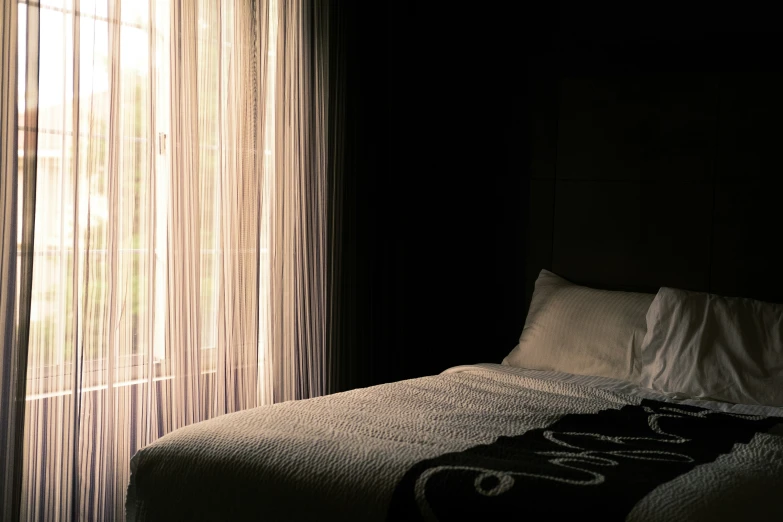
[503,269,654,383]
[638,287,783,407]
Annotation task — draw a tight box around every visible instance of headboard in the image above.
[525,35,783,313]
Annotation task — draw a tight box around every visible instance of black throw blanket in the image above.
[388,400,780,521]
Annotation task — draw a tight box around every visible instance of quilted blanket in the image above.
[126,364,783,521]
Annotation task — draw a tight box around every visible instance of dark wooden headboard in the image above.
[524,35,783,313]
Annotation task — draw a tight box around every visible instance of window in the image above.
[19,0,277,398]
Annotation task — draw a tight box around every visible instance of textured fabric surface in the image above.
[503,269,655,382]
[388,399,780,521]
[126,365,783,521]
[1,2,24,519]
[11,1,346,520]
[639,287,783,407]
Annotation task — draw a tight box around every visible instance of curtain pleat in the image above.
[1,2,22,521]
[167,0,203,433]
[5,0,345,519]
[323,0,347,396]
[269,0,335,403]
[3,1,43,521]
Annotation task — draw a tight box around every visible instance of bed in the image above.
[128,54,783,521]
[126,270,783,521]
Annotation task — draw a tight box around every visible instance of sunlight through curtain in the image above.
[2,1,25,520]
[1,0,343,520]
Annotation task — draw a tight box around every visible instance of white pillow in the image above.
[503,269,655,382]
[639,287,783,407]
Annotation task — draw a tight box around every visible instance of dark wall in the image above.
[525,5,783,314]
[342,1,783,388]
[379,3,532,380]
[344,2,547,386]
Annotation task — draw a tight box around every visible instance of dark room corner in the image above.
[343,0,783,387]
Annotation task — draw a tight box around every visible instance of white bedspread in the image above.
[126,364,783,521]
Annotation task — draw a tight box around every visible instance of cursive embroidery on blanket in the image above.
[388,399,779,522]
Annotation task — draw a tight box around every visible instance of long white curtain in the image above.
[2,0,339,520]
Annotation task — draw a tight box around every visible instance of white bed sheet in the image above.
[455,363,783,420]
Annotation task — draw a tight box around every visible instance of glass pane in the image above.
[117,24,152,372]
[121,0,148,26]
[17,4,26,116]
[197,0,222,353]
[21,1,162,390]
[79,0,109,20]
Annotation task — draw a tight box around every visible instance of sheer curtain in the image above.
[1,0,344,520]
[2,1,25,520]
